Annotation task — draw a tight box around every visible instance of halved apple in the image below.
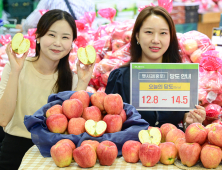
[85,119,107,137]
[11,33,30,54]
[138,127,161,145]
[77,45,96,65]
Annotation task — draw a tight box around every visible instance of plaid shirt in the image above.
[22,0,95,32]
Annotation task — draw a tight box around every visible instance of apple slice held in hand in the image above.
[85,120,107,137]
[11,33,30,54]
[138,127,161,145]
[77,45,96,65]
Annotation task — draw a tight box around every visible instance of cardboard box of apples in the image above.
[24,90,149,159]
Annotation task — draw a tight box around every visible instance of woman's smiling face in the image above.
[136,14,170,63]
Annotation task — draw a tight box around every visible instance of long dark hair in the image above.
[35,9,77,93]
[125,6,181,67]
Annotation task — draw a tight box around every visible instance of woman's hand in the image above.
[5,42,28,73]
[75,59,96,91]
[185,105,206,125]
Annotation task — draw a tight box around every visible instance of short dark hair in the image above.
[128,6,181,66]
[35,9,77,93]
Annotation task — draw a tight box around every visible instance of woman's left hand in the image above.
[75,59,96,90]
[185,105,206,125]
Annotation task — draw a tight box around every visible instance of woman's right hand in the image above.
[5,42,29,73]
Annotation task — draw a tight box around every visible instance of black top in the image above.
[105,66,186,129]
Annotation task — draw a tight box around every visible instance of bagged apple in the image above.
[11,33,30,54]
[205,103,222,120]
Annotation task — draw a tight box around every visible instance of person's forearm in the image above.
[0,72,20,127]
[74,80,88,91]
[183,112,190,131]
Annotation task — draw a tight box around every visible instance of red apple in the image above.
[119,109,127,123]
[122,140,141,163]
[174,138,186,160]
[103,114,122,133]
[96,140,118,166]
[208,124,222,147]
[139,143,161,167]
[104,94,123,115]
[82,106,102,121]
[185,123,207,145]
[73,144,97,168]
[159,142,178,165]
[46,114,68,133]
[190,49,203,63]
[68,117,86,135]
[56,139,76,151]
[138,127,161,145]
[179,143,201,167]
[160,123,177,142]
[46,104,63,118]
[85,120,107,137]
[70,90,90,109]
[122,30,132,43]
[90,91,107,113]
[86,86,97,93]
[112,39,125,53]
[81,140,100,151]
[183,39,198,55]
[205,123,221,133]
[166,129,185,143]
[62,99,83,119]
[200,144,222,169]
[50,142,73,167]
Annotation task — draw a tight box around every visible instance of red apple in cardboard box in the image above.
[82,106,102,121]
[200,144,222,169]
[91,91,107,113]
[81,140,100,151]
[56,139,76,151]
[46,114,68,133]
[208,124,222,147]
[70,90,90,109]
[138,127,161,145]
[50,142,73,168]
[73,144,97,168]
[62,99,83,119]
[85,119,107,137]
[159,142,178,165]
[166,129,185,143]
[179,143,201,167]
[68,117,86,135]
[103,114,122,133]
[122,140,141,163]
[104,94,123,115]
[185,123,207,145]
[120,109,127,123]
[139,143,161,167]
[160,123,177,142]
[46,104,63,118]
[183,39,198,55]
[96,140,118,166]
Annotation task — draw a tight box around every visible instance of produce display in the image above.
[40,90,222,169]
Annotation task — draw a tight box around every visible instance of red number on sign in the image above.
[154,96,158,104]
[183,96,188,104]
[176,96,181,104]
[147,96,152,103]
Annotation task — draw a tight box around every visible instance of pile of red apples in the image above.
[124,122,222,169]
[46,90,126,137]
[50,139,119,168]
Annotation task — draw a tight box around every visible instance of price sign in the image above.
[130,63,199,111]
